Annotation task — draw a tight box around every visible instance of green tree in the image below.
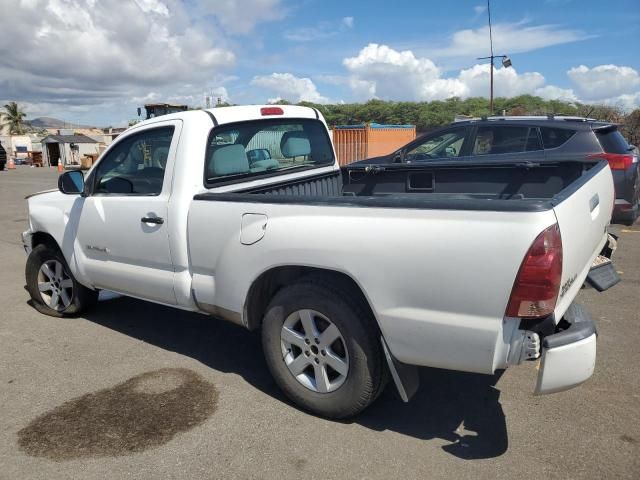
[287,97,640,142]
[1,101,27,134]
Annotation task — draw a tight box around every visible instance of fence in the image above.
[331,124,416,166]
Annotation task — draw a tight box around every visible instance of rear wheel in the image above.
[261,279,387,418]
[26,244,98,317]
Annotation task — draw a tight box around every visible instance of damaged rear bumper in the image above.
[534,303,597,395]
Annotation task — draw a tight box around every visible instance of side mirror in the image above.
[393,151,403,163]
[58,170,85,194]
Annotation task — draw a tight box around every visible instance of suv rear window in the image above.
[540,127,575,149]
[205,119,334,186]
[596,128,630,154]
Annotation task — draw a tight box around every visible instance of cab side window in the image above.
[94,127,174,195]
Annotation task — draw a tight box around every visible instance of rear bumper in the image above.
[534,303,597,395]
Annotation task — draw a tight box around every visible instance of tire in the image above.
[261,278,387,419]
[25,244,98,317]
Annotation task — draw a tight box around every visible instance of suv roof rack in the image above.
[453,115,598,123]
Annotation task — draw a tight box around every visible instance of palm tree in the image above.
[1,102,27,134]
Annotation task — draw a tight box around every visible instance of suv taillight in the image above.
[506,223,563,319]
[587,153,634,170]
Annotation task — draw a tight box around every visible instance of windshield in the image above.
[205,118,334,186]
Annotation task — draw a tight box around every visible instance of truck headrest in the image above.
[209,144,249,176]
[152,146,169,168]
[280,132,311,158]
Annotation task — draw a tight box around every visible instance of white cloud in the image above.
[284,16,355,42]
[343,44,549,101]
[251,73,330,103]
[431,21,589,59]
[341,44,640,110]
[0,0,238,115]
[0,0,288,124]
[606,92,640,111]
[195,0,285,34]
[473,5,487,14]
[458,64,545,98]
[567,65,640,100]
[534,85,578,102]
[343,44,466,101]
[131,92,162,104]
[133,0,169,16]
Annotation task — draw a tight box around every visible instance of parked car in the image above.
[355,116,639,225]
[0,143,7,170]
[23,106,619,418]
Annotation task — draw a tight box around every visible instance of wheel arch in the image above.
[243,266,378,332]
[31,231,62,252]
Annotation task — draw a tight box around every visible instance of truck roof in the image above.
[131,105,322,129]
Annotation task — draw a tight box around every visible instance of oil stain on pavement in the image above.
[17,368,218,460]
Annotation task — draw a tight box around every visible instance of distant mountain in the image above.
[27,117,95,129]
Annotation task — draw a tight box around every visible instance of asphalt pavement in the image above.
[0,166,638,479]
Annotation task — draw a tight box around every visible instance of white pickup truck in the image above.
[23,105,620,418]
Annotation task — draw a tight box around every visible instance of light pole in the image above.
[477,0,512,115]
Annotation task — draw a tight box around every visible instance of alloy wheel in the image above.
[280,309,349,393]
[37,260,73,311]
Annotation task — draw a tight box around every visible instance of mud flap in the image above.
[585,233,620,292]
[381,337,419,402]
[585,262,620,291]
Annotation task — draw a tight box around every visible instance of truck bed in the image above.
[195,160,603,213]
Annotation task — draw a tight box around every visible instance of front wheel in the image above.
[261,279,387,419]
[25,244,98,317]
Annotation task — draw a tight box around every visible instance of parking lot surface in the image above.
[1,167,638,479]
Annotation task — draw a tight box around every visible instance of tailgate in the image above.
[552,161,615,320]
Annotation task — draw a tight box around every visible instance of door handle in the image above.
[141,216,164,225]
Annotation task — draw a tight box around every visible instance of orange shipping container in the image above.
[331,123,416,166]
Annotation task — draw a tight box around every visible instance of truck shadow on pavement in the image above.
[79,295,508,460]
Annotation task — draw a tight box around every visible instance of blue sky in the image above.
[1,0,639,126]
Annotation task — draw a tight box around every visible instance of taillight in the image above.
[260,107,284,116]
[587,153,634,170]
[506,223,563,319]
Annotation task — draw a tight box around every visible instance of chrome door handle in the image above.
[141,216,164,225]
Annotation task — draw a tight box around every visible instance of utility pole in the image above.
[477,0,512,115]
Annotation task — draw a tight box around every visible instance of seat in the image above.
[208,144,250,177]
[281,131,311,158]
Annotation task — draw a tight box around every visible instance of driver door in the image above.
[76,121,181,304]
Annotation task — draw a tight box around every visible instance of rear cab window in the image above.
[204,119,334,187]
